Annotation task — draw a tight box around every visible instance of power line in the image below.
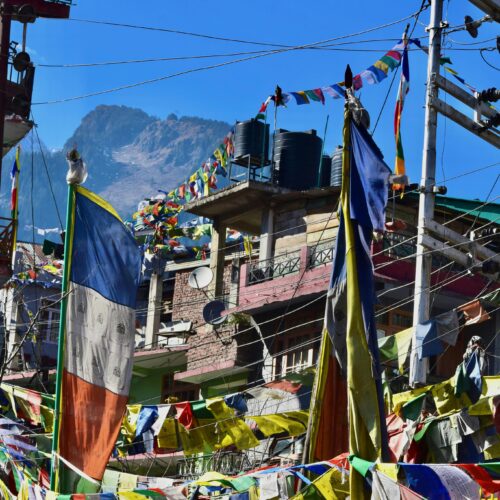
[34,44,492,69]
[32,9,426,105]
[10,192,500,322]
[65,10,425,48]
[35,39,412,69]
[480,48,500,72]
[30,113,64,229]
[371,0,426,135]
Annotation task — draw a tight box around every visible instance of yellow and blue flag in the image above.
[343,108,391,497]
[308,109,391,472]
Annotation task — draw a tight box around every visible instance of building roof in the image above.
[434,195,500,225]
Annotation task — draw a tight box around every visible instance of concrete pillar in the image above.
[145,272,163,349]
[229,257,240,309]
[6,290,21,371]
[259,206,274,263]
[210,218,226,300]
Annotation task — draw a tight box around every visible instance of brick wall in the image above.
[172,263,239,371]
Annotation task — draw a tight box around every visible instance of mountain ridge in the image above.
[1,105,232,241]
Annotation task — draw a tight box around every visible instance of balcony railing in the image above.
[381,232,463,270]
[247,250,301,284]
[308,240,335,268]
[177,451,252,479]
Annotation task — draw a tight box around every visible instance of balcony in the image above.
[235,246,333,314]
[231,230,494,314]
[247,250,301,285]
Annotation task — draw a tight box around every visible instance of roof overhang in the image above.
[184,181,340,234]
[174,359,248,385]
[133,346,188,370]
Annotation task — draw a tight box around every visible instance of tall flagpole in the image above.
[50,149,84,491]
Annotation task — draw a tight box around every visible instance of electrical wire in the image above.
[35,38,417,69]
[32,9,427,105]
[34,43,492,70]
[30,113,64,229]
[65,11,425,48]
[9,195,500,330]
[480,48,500,72]
[3,297,500,463]
[64,244,499,381]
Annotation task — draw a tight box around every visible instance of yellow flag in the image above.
[206,398,259,450]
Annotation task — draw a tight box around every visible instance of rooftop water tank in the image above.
[273,129,322,190]
[233,119,270,166]
[319,155,332,188]
[330,146,343,187]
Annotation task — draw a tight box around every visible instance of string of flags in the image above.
[166,129,234,203]
[256,39,421,116]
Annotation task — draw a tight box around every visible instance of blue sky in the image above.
[10,0,500,201]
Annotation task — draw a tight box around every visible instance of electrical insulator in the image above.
[484,114,500,130]
[476,227,499,238]
[478,88,500,103]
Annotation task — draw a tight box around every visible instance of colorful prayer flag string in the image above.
[256,39,417,117]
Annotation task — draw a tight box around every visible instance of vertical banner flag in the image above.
[58,187,141,481]
[393,37,410,192]
[10,146,21,257]
[342,108,391,498]
[306,109,392,470]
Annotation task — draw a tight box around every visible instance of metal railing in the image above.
[381,232,462,270]
[308,240,335,268]
[247,251,301,284]
[177,451,252,479]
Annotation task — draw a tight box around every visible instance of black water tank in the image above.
[273,129,322,190]
[330,146,343,187]
[233,119,270,166]
[319,155,332,188]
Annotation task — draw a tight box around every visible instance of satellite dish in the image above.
[188,267,213,289]
[203,300,227,326]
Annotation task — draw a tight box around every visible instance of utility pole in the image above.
[410,0,444,387]
[0,1,13,183]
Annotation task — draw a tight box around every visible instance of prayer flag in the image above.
[10,146,21,257]
[342,108,391,498]
[58,187,141,482]
[256,100,269,121]
[322,84,345,99]
[393,39,410,192]
[290,91,310,105]
[307,108,391,472]
[10,147,20,219]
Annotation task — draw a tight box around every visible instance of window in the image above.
[272,331,319,379]
[162,374,198,403]
[376,308,413,336]
[39,300,60,343]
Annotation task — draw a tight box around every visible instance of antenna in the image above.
[188,267,213,290]
[202,300,227,326]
